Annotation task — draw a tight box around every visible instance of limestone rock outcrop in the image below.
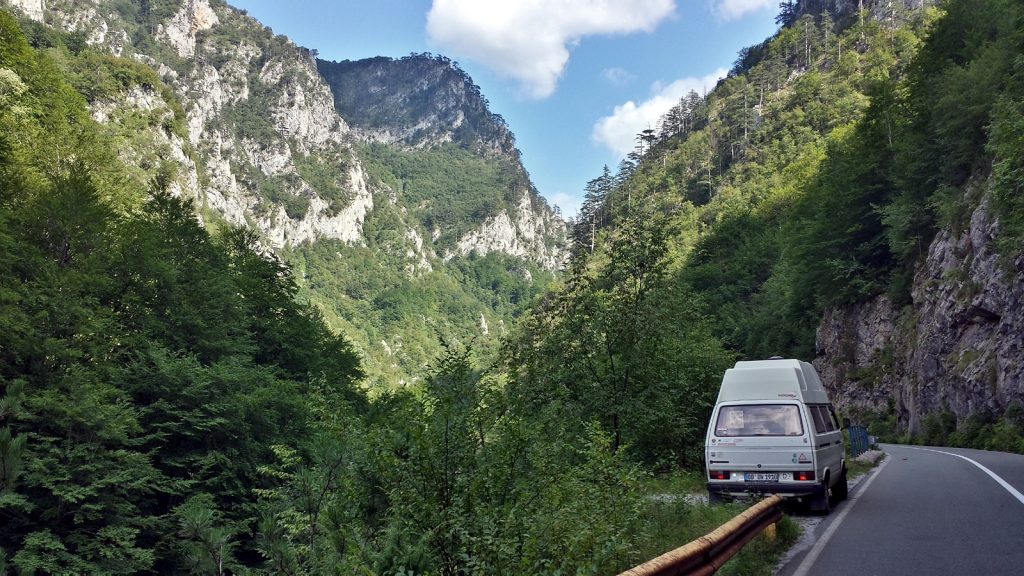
[815,186,1024,432]
[1,0,565,269]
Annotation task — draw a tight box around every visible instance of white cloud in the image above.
[601,67,635,86]
[426,0,676,99]
[549,191,583,219]
[592,68,727,157]
[713,0,775,21]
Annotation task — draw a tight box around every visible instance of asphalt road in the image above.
[777,444,1024,576]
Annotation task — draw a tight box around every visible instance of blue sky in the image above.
[229,0,781,218]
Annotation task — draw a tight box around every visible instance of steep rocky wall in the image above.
[158,0,218,59]
[317,55,517,157]
[1,0,565,269]
[7,0,40,21]
[448,193,566,270]
[815,185,1024,433]
[317,53,567,269]
[90,86,200,202]
[8,0,365,245]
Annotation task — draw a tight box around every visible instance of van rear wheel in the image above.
[833,466,849,502]
[811,476,832,514]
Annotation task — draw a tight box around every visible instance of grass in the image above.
[635,498,800,576]
[642,469,707,496]
[846,445,885,480]
[846,456,877,480]
[633,471,801,576]
[719,515,801,576]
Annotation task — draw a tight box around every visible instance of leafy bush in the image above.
[929,406,1024,455]
[985,421,1024,454]
[921,409,957,446]
[988,95,1024,254]
[0,17,366,569]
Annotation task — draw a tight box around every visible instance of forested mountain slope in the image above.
[809,0,1024,446]
[542,0,1024,450]
[0,10,644,574]
[508,0,935,466]
[0,11,367,570]
[6,0,1023,572]
[0,0,565,387]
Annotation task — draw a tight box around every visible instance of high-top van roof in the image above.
[715,359,829,404]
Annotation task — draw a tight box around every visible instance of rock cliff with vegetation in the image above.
[0,5,638,574]
[0,0,566,385]
[538,0,1024,451]
[317,54,517,155]
[810,0,1024,447]
[3,0,1022,573]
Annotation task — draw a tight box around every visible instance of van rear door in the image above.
[707,403,814,478]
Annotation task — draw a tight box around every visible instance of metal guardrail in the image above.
[618,495,784,576]
[848,425,870,457]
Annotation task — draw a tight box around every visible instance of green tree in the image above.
[510,207,731,467]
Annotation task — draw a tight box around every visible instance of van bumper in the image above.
[707,481,824,499]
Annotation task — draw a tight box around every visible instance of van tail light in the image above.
[709,470,730,480]
[795,471,815,481]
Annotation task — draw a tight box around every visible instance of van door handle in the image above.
[817,442,830,448]
[834,440,842,446]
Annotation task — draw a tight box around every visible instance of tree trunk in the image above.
[612,413,621,453]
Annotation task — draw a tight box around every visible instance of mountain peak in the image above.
[317,53,517,157]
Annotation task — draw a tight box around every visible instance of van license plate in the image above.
[744,473,778,482]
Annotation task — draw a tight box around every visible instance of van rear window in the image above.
[715,405,803,437]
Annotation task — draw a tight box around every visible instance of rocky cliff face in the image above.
[7,0,39,21]
[158,0,218,58]
[1,0,566,386]
[0,0,564,268]
[317,55,517,156]
[12,0,364,246]
[317,53,566,269]
[815,184,1024,433]
[449,194,565,270]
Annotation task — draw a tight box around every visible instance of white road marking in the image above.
[790,456,890,576]
[908,447,1024,506]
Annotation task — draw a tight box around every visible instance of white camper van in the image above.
[705,359,847,513]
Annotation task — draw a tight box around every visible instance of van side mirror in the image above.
[842,417,851,430]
